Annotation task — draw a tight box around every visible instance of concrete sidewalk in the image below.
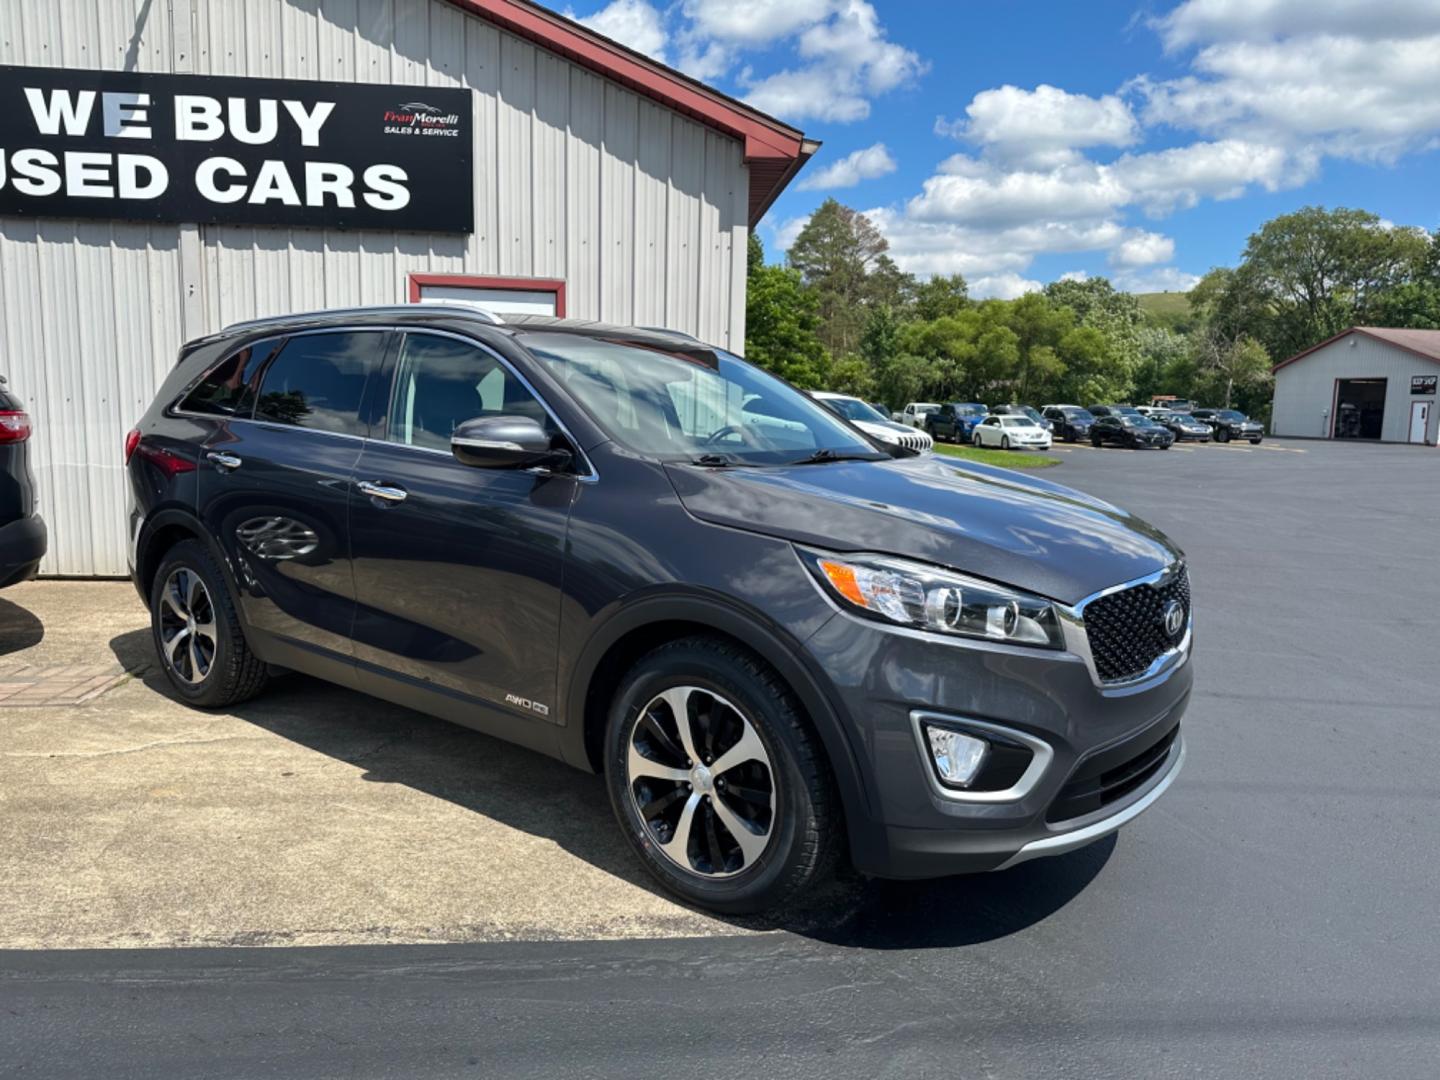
[0,581,733,949]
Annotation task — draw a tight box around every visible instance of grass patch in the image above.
[934,443,1062,469]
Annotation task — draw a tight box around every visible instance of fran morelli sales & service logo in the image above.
[383,101,462,137]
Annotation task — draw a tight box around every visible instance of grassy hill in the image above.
[1135,291,1193,328]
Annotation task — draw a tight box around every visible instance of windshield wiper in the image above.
[786,448,885,466]
[689,453,761,468]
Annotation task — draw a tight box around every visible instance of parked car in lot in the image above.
[1091,413,1175,449]
[971,414,1052,450]
[991,404,1053,433]
[0,378,46,589]
[1088,404,1143,419]
[812,392,933,453]
[1192,408,1264,444]
[1150,410,1212,442]
[1150,396,1194,413]
[924,401,989,443]
[897,401,940,427]
[1042,405,1096,443]
[127,306,1191,915]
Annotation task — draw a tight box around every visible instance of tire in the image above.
[604,636,839,915]
[1216,427,1230,443]
[1250,437,1262,445]
[972,431,983,446]
[1001,436,1010,450]
[150,539,269,708]
[1160,442,1171,450]
[1091,435,1103,448]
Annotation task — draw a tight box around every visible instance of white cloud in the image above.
[567,0,668,61]
[769,214,808,255]
[741,0,925,123]
[1112,266,1203,293]
[1156,0,1440,49]
[970,273,1044,300]
[1109,139,1301,213]
[1110,231,1175,267]
[939,84,1140,165]
[796,143,897,190]
[1059,270,1091,283]
[680,0,836,46]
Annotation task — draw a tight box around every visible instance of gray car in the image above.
[126,307,1190,915]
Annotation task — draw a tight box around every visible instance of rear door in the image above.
[346,329,576,730]
[196,328,389,668]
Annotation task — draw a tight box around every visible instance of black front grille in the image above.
[1046,722,1179,824]
[1083,566,1190,682]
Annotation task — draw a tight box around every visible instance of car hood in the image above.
[664,455,1181,605]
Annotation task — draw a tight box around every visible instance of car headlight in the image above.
[802,550,1064,649]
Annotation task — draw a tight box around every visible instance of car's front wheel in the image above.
[604,637,839,915]
[1216,427,1230,443]
[149,539,269,707]
[1001,435,1010,450]
[972,431,983,446]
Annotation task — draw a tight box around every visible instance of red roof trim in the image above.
[436,0,814,226]
[1273,327,1440,373]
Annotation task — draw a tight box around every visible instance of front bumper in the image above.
[804,603,1192,879]
[0,514,46,588]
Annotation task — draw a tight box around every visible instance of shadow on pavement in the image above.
[110,626,1111,950]
[0,597,45,656]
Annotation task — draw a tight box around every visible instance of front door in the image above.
[197,328,390,665]
[1411,401,1432,444]
[347,330,576,726]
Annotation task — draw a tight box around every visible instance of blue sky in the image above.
[551,0,1440,297]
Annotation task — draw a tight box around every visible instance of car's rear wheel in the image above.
[1249,437,1262,444]
[1001,435,1010,450]
[150,540,268,707]
[604,637,839,915]
[1091,434,1103,447]
[1216,427,1230,443]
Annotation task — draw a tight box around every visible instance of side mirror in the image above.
[451,415,570,470]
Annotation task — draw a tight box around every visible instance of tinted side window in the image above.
[386,333,552,452]
[253,331,385,435]
[179,336,281,417]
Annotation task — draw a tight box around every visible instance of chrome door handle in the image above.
[357,480,408,503]
[206,451,242,471]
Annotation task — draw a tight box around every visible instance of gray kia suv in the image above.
[126,307,1190,914]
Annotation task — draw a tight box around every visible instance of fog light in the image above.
[924,725,989,788]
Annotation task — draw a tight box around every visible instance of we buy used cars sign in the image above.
[0,65,473,232]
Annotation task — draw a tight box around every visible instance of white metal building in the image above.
[0,0,815,575]
[1271,327,1440,446]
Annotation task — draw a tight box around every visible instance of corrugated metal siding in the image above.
[0,0,751,575]
[1273,334,1440,443]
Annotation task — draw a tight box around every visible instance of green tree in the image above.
[1044,276,1144,381]
[1238,206,1433,358]
[827,355,874,398]
[787,199,892,354]
[744,237,830,388]
[913,274,969,321]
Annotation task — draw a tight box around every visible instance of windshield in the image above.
[1020,406,1044,422]
[524,333,884,465]
[1120,415,1154,427]
[1001,416,1037,427]
[822,396,888,424]
[954,403,987,417]
[1062,408,1094,421]
[1218,410,1247,421]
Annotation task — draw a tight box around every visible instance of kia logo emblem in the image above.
[1162,599,1185,639]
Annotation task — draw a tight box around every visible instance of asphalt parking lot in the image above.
[3,437,1438,1078]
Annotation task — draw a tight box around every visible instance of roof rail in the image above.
[222,303,506,333]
